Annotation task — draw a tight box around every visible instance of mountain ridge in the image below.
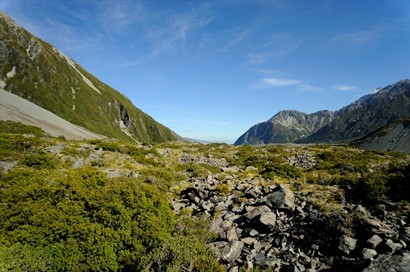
[235,79,410,146]
[0,12,179,143]
[234,109,334,145]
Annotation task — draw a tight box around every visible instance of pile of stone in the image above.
[171,176,409,271]
[286,152,317,169]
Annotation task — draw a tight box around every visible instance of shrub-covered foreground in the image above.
[0,121,409,271]
[0,166,222,271]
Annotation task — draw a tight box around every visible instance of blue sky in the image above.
[2,0,409,143]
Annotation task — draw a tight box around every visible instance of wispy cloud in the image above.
[334,85,356,91]
[297,84,324,92]
[255,77,300,88]
[327,25,390,47]
[247,46,297,63]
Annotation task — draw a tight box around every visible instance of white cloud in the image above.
[297,84,323,92]
[256,77,300,88]
[334,85,356,91]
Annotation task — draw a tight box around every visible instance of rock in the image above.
[105,169,122,178]
[71,157,85,168]
[245,205,271,220]
[363,252,410,272]
[356,204,368,215]
[245,166,258,172]
[383,239,403,253]
[207,241,230,260]
[259,211,277,228]
[367,234,383,249]
[0,160,17,171]
[227,227,238,242]
[223,241,244,263]
[210,217,224,235]
[266,185,295,209]
[172,202,186,212]
[215,202,226,212]
[338,235,357,255]
[229,266,239,272]
[362,248,377,260]
[44,144,65,155]
[242,237,256,245]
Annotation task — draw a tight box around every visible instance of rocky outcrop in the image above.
[171,176,409,271]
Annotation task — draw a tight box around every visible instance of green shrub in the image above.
[20,152,57,169]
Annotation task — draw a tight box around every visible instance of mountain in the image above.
[0,12,179,143]
[351,119,410,153]
[301,79,410,143]
[234,110,334,145]
[235,79,410,145]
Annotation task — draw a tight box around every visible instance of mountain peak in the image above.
[236,79,410,145]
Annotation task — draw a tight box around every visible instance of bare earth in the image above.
[0,89,103,140]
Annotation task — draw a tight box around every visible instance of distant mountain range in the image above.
[0,12,179,143]
[235,79,410,148]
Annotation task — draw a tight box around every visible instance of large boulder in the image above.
[339,235,357,255]
[266,185,295,209]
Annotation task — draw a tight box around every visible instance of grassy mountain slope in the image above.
[351,119,410,153]
[0,12,179,144]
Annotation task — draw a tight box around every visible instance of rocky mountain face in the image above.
[235,79,410,146]
[234,110,334,145]
[0,12,179,143]
[301,79,410,143]
[352,119,410,154]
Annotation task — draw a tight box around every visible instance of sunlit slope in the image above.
[0,12,179,143]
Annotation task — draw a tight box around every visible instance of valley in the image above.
[1,121,409,271]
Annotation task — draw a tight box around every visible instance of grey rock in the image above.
[210,217,224,235]
[362,248,378,260]
[245,166,258,172]
[363,252,410,272]
[71,157,85,169]
[229,266,239,272]
[172,202,186,212]
[0,160,17,171]
[223,241,244,263]
[266,185,295,209]
[259,211,277,227]
[215,202,226,212]
[242,237,256,245]
[44,144,65,155]
[384,239,403,253]
[367,234,383,249]
[338,235,357,255]
[227,227,238,242]
[246,205,271,220]
[207,241,230,260]
[105,169,123,178]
